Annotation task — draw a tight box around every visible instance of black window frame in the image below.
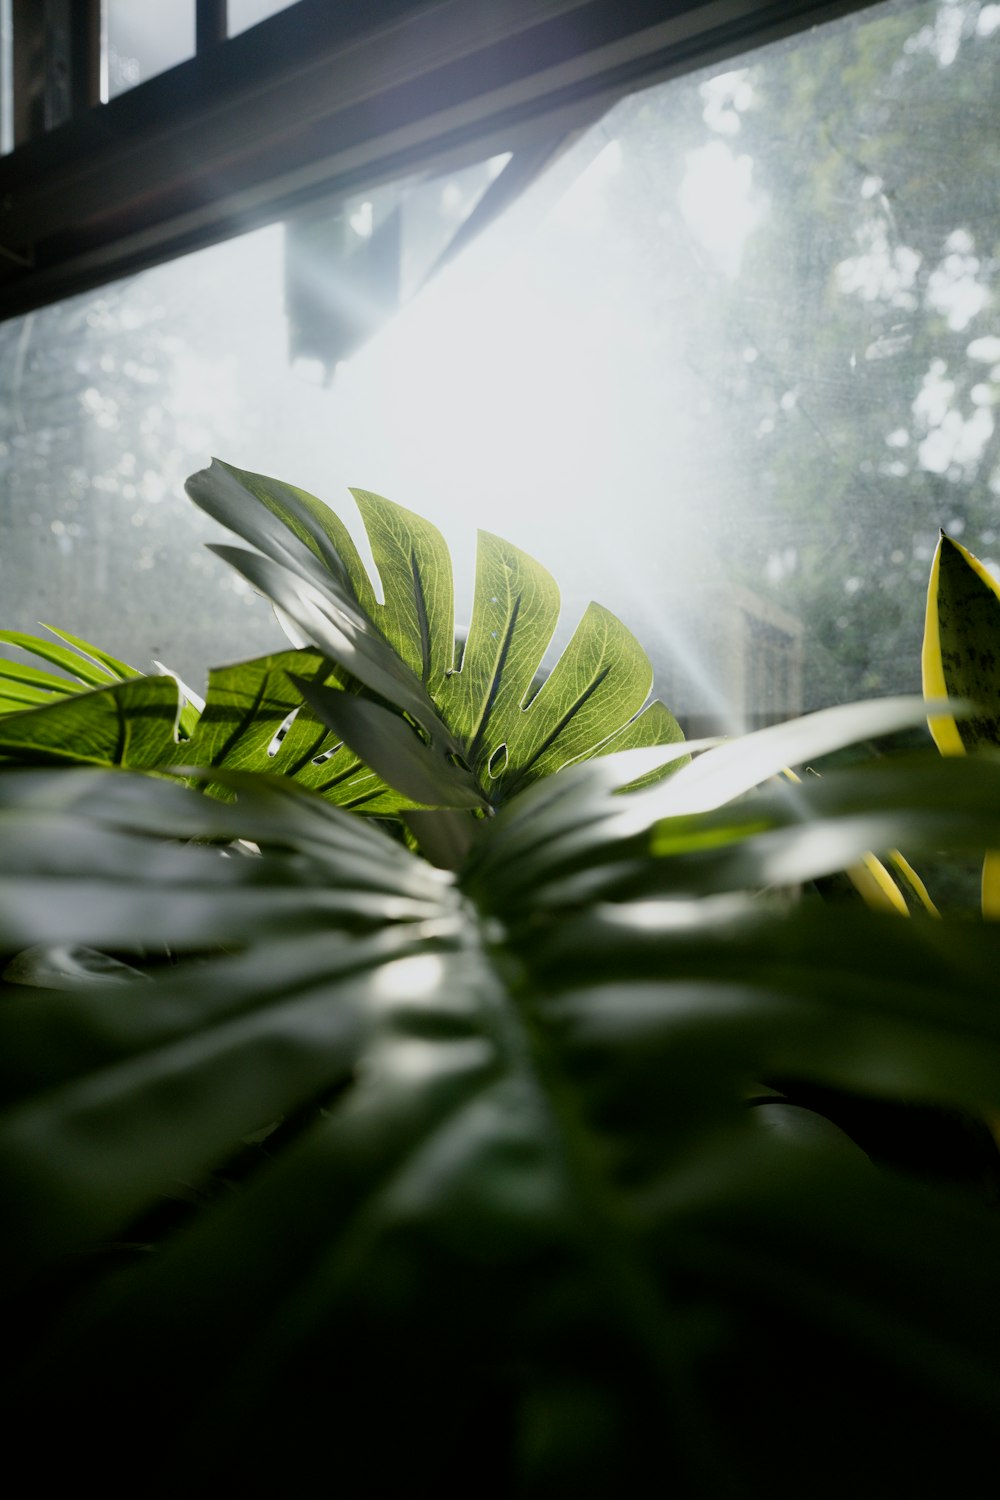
[0,0,885,322]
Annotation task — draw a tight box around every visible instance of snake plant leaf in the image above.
[884,847,940,917]
[3,943,149,991]
[778,765,912,916]
[922,532,1000,918]
[207,541,457,742]
[983,848,1000,921]
[0,675,182,768]
[923,531,1000,754]
[847,851,912,915]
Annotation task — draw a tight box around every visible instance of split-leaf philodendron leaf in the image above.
[0,462,686,844]
[922,530,1000,918]
[186,460,688,815]
[4,461,1000,1492]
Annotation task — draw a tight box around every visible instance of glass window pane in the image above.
[107,0,195,99]
[0,0,12,154]
[2,0,997,734]
[228,0,300,38]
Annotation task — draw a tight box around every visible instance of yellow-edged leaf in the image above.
[983,848,1000,922]
[887,848,940,918]
[782,766,912,914]
[923,532,1000,919]
[847,852,910,916]
[922,531,1000,755]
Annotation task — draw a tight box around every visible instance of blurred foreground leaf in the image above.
[3,724,1000,1492]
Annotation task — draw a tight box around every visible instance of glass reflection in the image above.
[1,0,998,739]
[228,0,301,38]
[106,0,195,99]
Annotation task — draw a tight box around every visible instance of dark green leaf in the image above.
[208,542,454,740]
[165,648,406,812]
[3,944,149,990]
[3,740,1000,1492]
[39,624,140,682]
[291,673,487,811]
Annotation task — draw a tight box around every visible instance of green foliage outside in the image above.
[5,3,1000,728]
[736,1,1000,705]
[2,461,1000,1494]
[611,0,1000,710]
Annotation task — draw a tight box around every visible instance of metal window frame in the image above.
[0,0,882,322]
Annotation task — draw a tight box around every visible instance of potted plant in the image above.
[2,463,1000,1496]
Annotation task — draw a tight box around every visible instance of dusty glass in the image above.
[1,0,997,733]
[228,0,301,38]
[107,0,196,99]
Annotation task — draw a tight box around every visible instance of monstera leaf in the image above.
[186,460,686,821]
[0,624,141,710]
[4,699,1000,1493]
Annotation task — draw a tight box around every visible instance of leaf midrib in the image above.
[502,664,612,798]
[468,594,522,762]
[410,551,434,687]
[471,920,730,1479]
